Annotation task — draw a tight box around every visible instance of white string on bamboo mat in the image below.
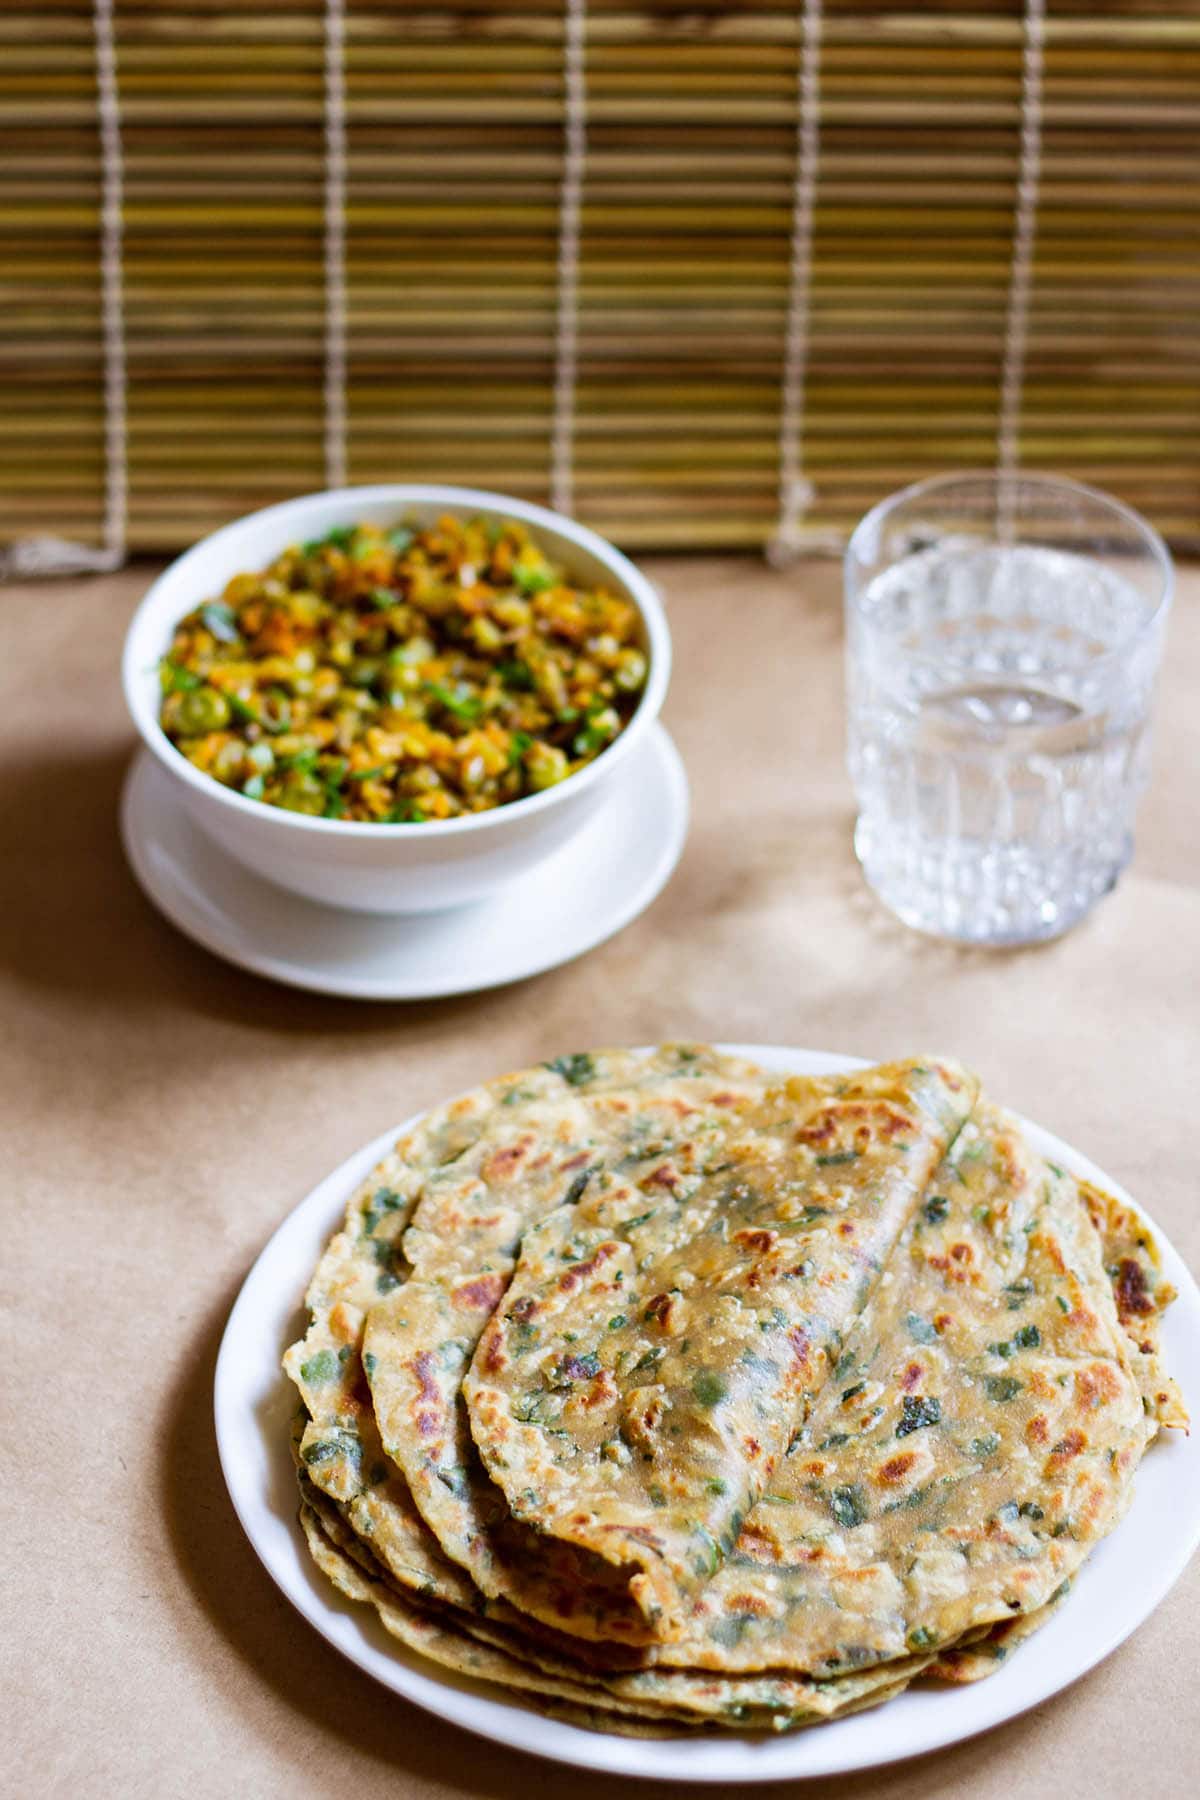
[322,0,349,491]
[550,0,586,517]
[2,0,128,578]
[767,0,823,568]
[997,0,1046,525]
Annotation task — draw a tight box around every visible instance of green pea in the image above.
[277,770,327,815]
[258,689,292,733]
[573,708,619,758]
[178,687,231,733]
[613,647,648,692]
[525,743,569,791]
[212,740,247,783]
[513,556,554,596]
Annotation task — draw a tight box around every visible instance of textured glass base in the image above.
[854,815,1130,947]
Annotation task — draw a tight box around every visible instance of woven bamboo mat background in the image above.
[3,0,1199,563]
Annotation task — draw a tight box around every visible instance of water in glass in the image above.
[847,541,1164,944]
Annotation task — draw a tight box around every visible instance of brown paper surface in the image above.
[2,557,1197,1797]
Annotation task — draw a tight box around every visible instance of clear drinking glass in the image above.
[844,473,1172,945]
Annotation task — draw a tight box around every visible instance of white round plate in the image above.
[120,723,687,1000]
[214,1047,1200,1780]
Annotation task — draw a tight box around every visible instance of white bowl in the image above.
[122,484,671,915]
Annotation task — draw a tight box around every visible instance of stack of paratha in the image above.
[283,1047,1185,1735]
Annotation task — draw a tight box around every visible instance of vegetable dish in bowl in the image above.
[123,482,670,913]
[160,515,649,824]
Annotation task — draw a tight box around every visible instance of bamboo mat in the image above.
[2,0,1199,562]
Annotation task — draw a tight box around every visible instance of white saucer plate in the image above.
[120,723,688,1000]
[214,1046,1200,1781]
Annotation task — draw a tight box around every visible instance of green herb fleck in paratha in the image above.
[988,1324,1041,1358]
[896,1395,941,1436]
[692,1371,729,1408]
[829,1484,869,1529]
[545,1052,596,1086]
[362,1186,404,1234]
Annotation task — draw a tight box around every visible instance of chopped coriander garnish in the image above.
[426,681,484,723]
[513,557,555,596]
[227,693,260,725]
[201,601,239,642]
[161,660,202,693]
[281,748,319,774]
[304,525,355,554]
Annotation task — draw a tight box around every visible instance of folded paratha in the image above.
[624,1101,1171,1675]
[287,1047,773,1644]
[459,1058,975,1640]
[290,1396,942,1731]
